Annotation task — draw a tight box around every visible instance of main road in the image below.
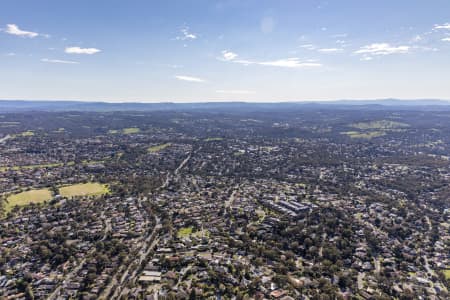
[104,149,195,299]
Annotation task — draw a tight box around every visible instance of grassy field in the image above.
[19,131,34,137]
[5,189,53,212]
[59,183,109,198]
[342,120,409,140]
[444,269,450,280]
[108,128,140,134]
[177,227,193,238]
[341,131,386,139]
[148,143,171,153]
[204,137,223,142]
[123,127,140,134]
[350,120,409,130]
[177,226,210,238]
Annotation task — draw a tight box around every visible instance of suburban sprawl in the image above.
[0,104,449,300]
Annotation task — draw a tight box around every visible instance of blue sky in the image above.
[1,0,450,102]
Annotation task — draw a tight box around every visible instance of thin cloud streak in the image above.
[354,43,410,55]
[41,58,79,64]
[220,51,322,68]
[65,47,101,55]
[175,75,205,82]
[318,48,344,53]
[434,23,450,30]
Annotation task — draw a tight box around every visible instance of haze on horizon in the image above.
[1,0,450,103]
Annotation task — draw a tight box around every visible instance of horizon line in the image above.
[1,98,450,104]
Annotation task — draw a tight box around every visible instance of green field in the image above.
[444,269,450,280]
[18,131,34,137]
[123,127,140,134]
[204,137,223,142]
[177,227,193,238]
[5,189,53,212]
[108,128,141,134]
[350,120,409,130]
[148,143,171,153]
[177,226,210,238]
[342,120,409,140]
[341,131,386,139]
[59,183,109,198]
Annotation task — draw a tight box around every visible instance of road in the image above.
[100,212,160,299]
[116,236,161,298]
[105,150,194,299]
[175,153,191,175]
[161,150,193,189]
[223,186,238,216]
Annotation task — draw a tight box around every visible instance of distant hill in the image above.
[1,99,449,112]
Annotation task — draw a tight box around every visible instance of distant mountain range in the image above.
[1,99,450,112]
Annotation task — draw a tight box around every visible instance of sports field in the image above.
[5,189,53,212]
[59,183,109,197]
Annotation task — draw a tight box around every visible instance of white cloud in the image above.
[219,51,322,68]
[221,50,238,61]
[354,43,410,56]
[216,90,256,95]
[318,48,343,53]
[176,27,197,40]
[5,52,16,56]
[65,46,101,55]
[442,37,450,42]
[4,24,38,38]
[258,58,322,68]
[174,75,205,82]
[41,58,79,64]
[434,23,450,30]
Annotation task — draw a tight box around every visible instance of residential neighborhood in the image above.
[0,108,449,299]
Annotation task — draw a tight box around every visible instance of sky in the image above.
[1,0,450,102]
